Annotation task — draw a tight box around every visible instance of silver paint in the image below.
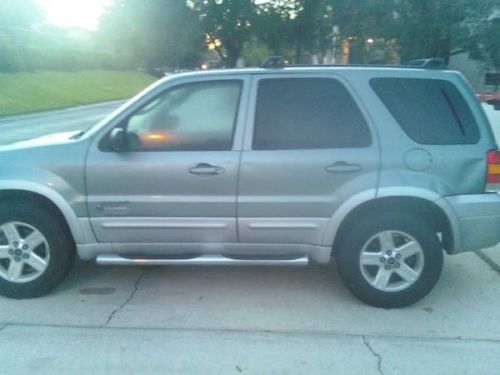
[0,66,499,264]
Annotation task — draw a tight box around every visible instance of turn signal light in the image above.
[486,150,500,192]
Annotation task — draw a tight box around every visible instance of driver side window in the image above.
[125,80,242,151]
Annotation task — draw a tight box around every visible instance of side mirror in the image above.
[109,128,129,152]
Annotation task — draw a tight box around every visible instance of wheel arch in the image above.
[328,195,456,256]
[0,184,84,245]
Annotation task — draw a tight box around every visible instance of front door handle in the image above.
[325,161,362,173]
[189,163,225,175]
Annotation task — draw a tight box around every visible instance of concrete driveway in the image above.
[0,248,499,374]
[0,102,500,373]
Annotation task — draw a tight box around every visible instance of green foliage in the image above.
[240,39,273,66]
[0,0,43,71]
[188,0,256,67]
[0,0,44,31]
[99,0,204,71]
[0,41,136,72]
[253,2,294,56]
[0,0,498,72]
[394,0,471,63]
[466,2,500,70]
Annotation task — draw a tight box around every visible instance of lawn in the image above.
[0,70,158,116]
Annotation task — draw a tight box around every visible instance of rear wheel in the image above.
[0,202,75,298]
[336,213,443,308]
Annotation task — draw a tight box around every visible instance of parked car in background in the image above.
[478,92,500,142]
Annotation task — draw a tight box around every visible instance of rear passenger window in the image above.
[370,78,479,144]
[253,78,371,150]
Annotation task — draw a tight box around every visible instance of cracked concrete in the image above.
[363,336,384,375]
[0,325,499,374]
[1,249,500,373]
[103,269,146,327]
[475,250,500,273]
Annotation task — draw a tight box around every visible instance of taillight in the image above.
[486,150,500,192]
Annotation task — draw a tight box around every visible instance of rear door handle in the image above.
[325,161,362,173]
[189,163,225,175]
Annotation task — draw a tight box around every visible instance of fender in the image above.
[321,188,377,246]
[322,187,461,252]
[0,180,86,245]
[378,186,461,251]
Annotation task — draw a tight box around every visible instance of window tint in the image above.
[253,78,371,150]
[125,80,241,151]
[370,78,479,145]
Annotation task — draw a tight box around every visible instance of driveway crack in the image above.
[363,336,384,375]
[103,269,146,327]
[475,250,500,274]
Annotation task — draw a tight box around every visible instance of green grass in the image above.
[0,70,158,116]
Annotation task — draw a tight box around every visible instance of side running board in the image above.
[96,254,309,266]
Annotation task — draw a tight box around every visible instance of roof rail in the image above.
[260,56,286,69]
[258,56,447,70]
[406,58,447,69]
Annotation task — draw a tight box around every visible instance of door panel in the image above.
[86,150,240,243]
[86,77,247,244]
[237,75,379,245]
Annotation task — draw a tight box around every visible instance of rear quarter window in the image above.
[370,78,479,145]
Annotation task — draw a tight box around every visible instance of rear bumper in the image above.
[442,194,500,253]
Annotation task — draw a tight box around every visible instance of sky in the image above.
[36,0,110,31]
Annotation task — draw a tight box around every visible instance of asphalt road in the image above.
[0,100,125,146]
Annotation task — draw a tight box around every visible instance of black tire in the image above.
[0,201,75,299]
[336,213,443,308]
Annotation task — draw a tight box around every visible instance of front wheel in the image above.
[0,202,75,299]
[336,213,443,308]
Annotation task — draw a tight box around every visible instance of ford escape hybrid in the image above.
[1,59,500,308]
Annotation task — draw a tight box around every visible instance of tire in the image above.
[0,201,75,299]
[336,213,443,308]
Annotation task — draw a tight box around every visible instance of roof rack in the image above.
[405,58,447,69]
[259,56,447,70]
[260,56,286,69]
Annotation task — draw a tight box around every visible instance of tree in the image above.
[0,0,44,35]
[252,1,295,57]
[471,16,500,70]
[99,0,204,71]
[188,0,255,67]
[0,0,44,71]
[329,0,397,64]
[466,3,500,70]
[288,0,330,63]
[394,0,471,63]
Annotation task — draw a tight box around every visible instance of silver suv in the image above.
[1,62,500,308]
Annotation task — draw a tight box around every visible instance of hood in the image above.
[0,131,82,152]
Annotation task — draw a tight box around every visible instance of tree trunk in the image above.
[224,43,241,68]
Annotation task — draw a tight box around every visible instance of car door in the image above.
[237,74,379,246]
[85,75,249,245]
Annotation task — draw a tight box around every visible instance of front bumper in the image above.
[443,193,500,253]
